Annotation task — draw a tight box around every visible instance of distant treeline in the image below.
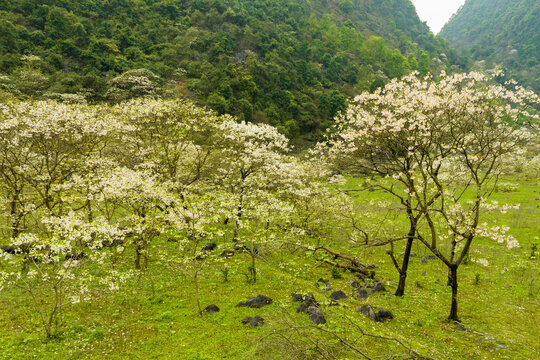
[0,0,465,137]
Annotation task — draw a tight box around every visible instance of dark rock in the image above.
[242,316,264,327]
[307,306,326,325]
[400,252,417,257]
[357,305,378,321]
[355,287,369,299]
[330,290,348,301]
[348,279,360,288]
[318,278,330,286]
[421,255,436,263]
[201,243,217,251]
[376,308,394,322]
[291,292,303,302]
[422,271,426,276]
[367,263,378,269]
[297,293,319,313]
[314,282,320,288]
[236,295,273,308]
[219,249,235,258]
[318,278,331,291]
[205,304,220,314]
[456,325,467,331]
[368,282,386,295]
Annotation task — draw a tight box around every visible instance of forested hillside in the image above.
[0,0,463,137]
[440,0,539,92]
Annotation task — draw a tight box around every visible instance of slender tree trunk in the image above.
[10,194,21,238]
[135,243,142,270]
[395,223,415,296]
[251,253,257,283]
[194,270,202,316]
[448,264,459,321]
[251,238,257,283]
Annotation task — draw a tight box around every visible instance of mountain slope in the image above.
[0,0,463,136]
[440,0,539,92]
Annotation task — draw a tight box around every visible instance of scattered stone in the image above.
[376,308,394,322]
[237,295,273,308]
[355,287,369,299]
[348,279,360,288]
[400,252,417,257]
[367,263,378,269]
[219,249,235,258]
[242,316,265,327]
[318,278,330,286]
[455,325,467,331]
[357,304,378,321]
[330,290,348,301]
[291,292,303,302]
[307,306,326,325]
[421,255,436,263]
[201,243,217,251]
[205,304,220,314]
[422,271,426,277]
[297,293,319,313]
[368,282,386,295]
[317,278,332,291]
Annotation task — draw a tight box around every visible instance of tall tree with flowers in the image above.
[324,70,539,319]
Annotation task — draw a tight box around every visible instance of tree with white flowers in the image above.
[324,71,539,320]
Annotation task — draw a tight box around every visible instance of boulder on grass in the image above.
[355,287,369,299]
[330,290,348,301]
[307,306,326,325]
[297,293,319,313]
[357,304,378,321]
[376,307,394,322]
[242,316,264,327]
[236,295,273,308]
[201,243,217,251]
[205,304,220,314]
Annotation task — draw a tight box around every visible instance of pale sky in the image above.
[410,0,467,34]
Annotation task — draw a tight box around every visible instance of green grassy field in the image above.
[0,176,538,359]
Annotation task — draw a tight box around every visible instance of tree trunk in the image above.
[251,252,257,283]
[448,264,459,321]
[395,224,415,297]
[10,195,21,239]
[194,270,202,316]
[135,243,142,270]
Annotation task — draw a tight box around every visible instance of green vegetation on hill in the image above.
[0,0,463,137]
[440,0,540,92]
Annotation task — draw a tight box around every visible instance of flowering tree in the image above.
[0,100,129,238]
[324,71,538,320]
[0,214,131,338]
